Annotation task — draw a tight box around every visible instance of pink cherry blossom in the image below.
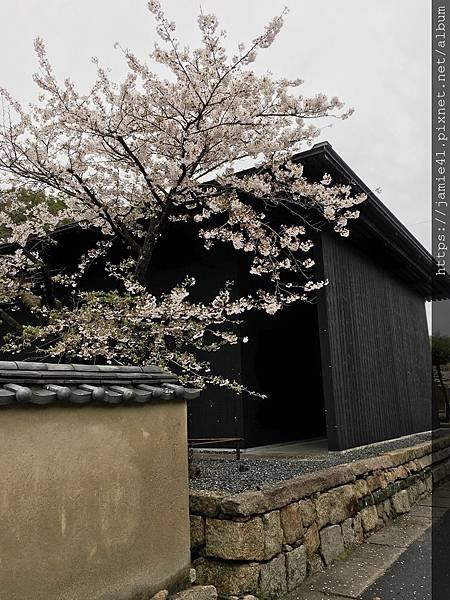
[0,2,365,392]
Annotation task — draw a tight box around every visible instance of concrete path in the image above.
[243,437,329,459]
[284,482,450,600]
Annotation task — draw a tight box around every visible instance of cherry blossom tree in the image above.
[0,2,365,390]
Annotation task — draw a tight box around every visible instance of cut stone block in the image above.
[307,552,325,575]
[315,484,358,529]
[280,502,304,546]
[391,490,411,515]
[341,514,363,549]
[194,558,260,597]
[171,586,217,600]
[360,505,379,532]
[262,510,283,559]
[366,472,387,492]
[190,516,205,551]
[298,499,317,527]
[304,523,320,557]
[150,591,168,600]
[259,554,287,598]
[205,517,264,561]
[319,524,345,567]
[354,479,369,499]
[286,544,307,591]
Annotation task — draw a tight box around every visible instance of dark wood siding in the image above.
[148,224,246,441]
[187,354,244,441]
[318,232,432,450]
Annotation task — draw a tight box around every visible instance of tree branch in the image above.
[67,169,142,255]
[116,135,165,207]
[0,307,23,334]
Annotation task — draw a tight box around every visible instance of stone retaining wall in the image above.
[189,436,450,599]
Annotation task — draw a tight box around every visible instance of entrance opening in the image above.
[240,301,327,448]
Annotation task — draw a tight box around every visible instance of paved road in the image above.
[286,482,450,600]
[359,526,431,600]
[361,506,450,600]
[431,507,450,600]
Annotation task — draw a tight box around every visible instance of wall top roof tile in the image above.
[0,361,200,407]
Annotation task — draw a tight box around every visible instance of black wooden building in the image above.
[1,142,449,450]
[184,142,450,450]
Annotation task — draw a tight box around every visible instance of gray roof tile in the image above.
[15,362,48,371]
[0,360,200,407]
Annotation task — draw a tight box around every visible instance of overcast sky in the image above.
[0,0,430,251]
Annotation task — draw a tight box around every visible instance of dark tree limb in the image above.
[133,164,187,284]
[67,169,142,255]
[20,246,59,309]
[116,136,165,208]
[0,308,23,334]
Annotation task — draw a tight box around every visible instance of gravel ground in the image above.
[189,430,445,494]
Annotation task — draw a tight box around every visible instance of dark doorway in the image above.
[240,301,327,447]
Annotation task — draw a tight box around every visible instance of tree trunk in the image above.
[0,308,23,334]
[134,222,159,285]
[437,363,450,422]
[41,270,59,309]
[134,206,172,285]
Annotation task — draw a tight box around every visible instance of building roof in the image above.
[0,361,200,406]
[295,142,450,301]
[0,142,447,300]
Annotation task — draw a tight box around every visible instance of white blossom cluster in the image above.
[0,2,365,391]
[6,279,266,394]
